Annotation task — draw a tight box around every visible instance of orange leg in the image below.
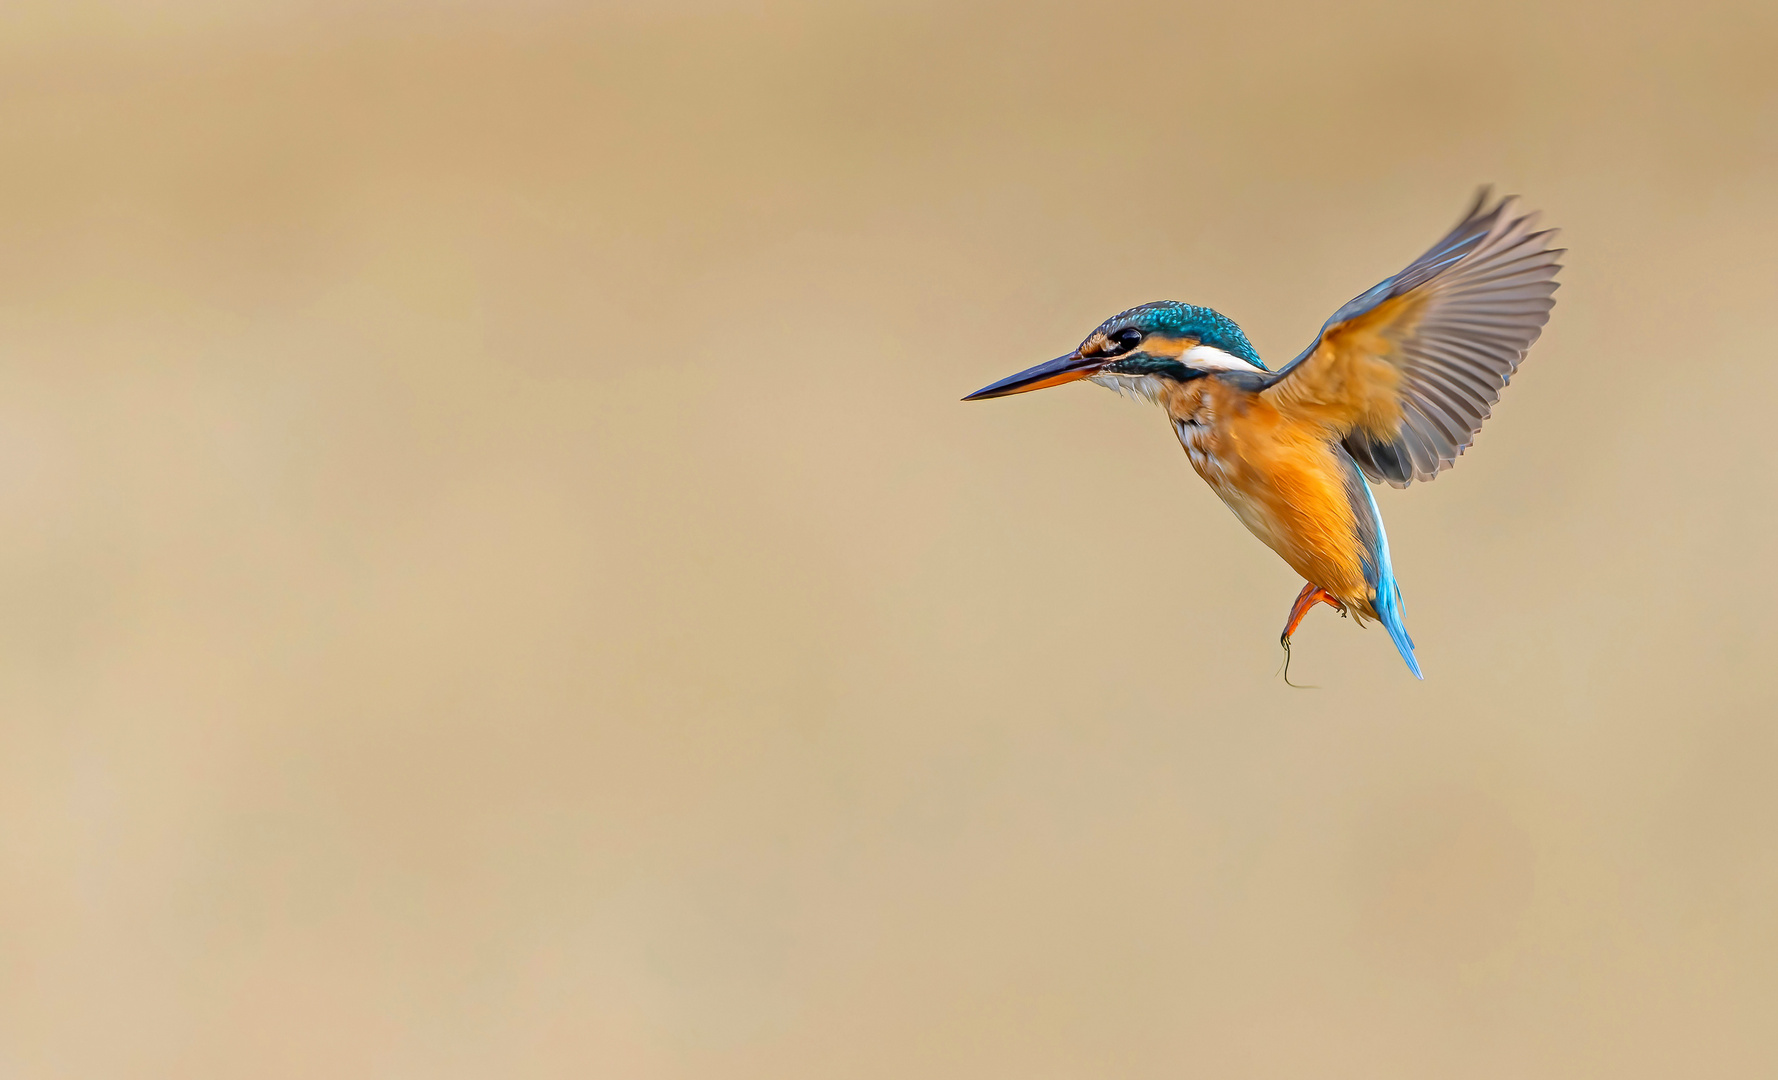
[1280,582,1347,645]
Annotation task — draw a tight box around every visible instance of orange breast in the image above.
[1166,379,1374,613]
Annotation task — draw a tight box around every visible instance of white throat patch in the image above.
[1088,372,1168,404]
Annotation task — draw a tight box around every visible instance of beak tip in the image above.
[961,352,1093,403]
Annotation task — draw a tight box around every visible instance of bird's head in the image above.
[962,301,1266,402]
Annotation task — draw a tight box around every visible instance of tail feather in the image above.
[1354,469,1423,679]
[1374,575,1422,680]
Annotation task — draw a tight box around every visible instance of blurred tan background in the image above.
[0,0,1774,1076]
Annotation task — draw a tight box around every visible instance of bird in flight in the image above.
[964,191,1562,679]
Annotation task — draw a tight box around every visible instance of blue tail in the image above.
[1373,567,1422,679]
[1355,475,1422,679]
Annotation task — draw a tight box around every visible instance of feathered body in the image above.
[966,191,1563,679]
[1089,339,1410,672]
[1150,375,1381,619]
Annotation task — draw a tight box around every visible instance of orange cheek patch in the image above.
[1139,334,1198,359]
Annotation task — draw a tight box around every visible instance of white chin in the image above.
[1088,372,1167,404]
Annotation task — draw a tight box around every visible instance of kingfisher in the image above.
[964,191,1562,679]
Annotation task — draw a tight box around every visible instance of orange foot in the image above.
[1279,582,1347,645]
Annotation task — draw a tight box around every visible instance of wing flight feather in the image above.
[1263,190,1563,486]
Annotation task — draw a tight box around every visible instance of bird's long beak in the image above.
[962,352,1102,401]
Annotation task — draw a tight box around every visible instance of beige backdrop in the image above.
[1,1,1774,1076]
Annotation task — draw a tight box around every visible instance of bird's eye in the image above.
[1107,328,1144,354]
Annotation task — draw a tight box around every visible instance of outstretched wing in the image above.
[1261,190,1563,486]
